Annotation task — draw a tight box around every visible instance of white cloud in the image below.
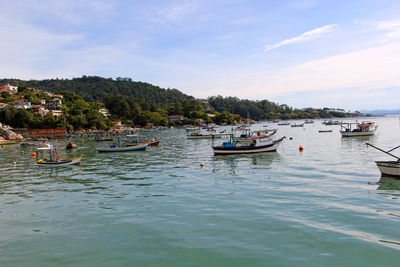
[156,1,198,23]
[377,20,400,39]
[265,24,338,51]
[185,42,400,104]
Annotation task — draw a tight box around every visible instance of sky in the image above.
[1,0,400,111]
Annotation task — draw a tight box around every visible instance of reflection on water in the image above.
[212,152,279,176]
[378,175,400,191]
[1,117,400,266]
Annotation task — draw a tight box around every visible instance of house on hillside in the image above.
[167,115,185,121]
[50,110,63,117]
[14,101,31,109]
[99,108,110,116]
[31,105,49,117]
[0,84,18,94]
[46,98,62,110]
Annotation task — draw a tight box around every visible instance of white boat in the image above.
[375,161,400,177]
[36,144,82,166]
[340,121,377,137]
[366,143,400,177]
[291,123,304,127]
[213,131,285,155]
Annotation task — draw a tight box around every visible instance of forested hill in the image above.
[0,76,193,108]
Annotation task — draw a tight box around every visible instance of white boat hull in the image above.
[340,130,376,137]
[36,154,83,166]
[213,137,284,155]
[376,161,400,177]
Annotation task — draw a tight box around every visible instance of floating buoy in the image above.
[200,162,205,167]
[299,146,304,151]
[13,161,16,166]
[32,152,36,157]
[289,137,293,140]
[171,141,175,145]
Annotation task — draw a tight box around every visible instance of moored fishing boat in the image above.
[291,123,304,127]
[375,161,400,177]
[366,143,400,177]
[340,121,377,137]
[213,132,285,155]
[96,143,148,153]
[277,122,290,126]
[323,120,341,125]
[125,137,162,146]
[35,144,82,166]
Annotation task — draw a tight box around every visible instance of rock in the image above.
[66,142,78,149]
[2,129,23,140]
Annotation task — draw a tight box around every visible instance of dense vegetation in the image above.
[0,76,360,130]
[0,76,193,108]
[0,88,113,131]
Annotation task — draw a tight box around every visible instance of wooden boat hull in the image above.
[375,161,400,177]
[187,135,222,139]
[213,137,284,155]
[125,138,161,147]
[36,154,83,166]
[96,144,148,153]
[340,130,376,137]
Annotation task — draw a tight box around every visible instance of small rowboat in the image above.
[187,134,222,139]
[291,123,304,127]
[95,138,113,142]
[35,144,82,166]
[96,143,148,153]
[375,161,400,177]
[367,143,400,177]
[37,154,83,166]
[125,138,162,147]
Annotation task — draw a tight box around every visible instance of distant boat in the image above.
[278,122,290,126]
[35,144,82,166]
[20,141,37,147]
[323,120,341,125]
[140,127,163,132]
[318,129,332,133]
[291,123,304,127]
[95,137,113,142]
[96,143,148,153]
[340,121,377,137]
[366,143,400,177]
[125,137,162,147]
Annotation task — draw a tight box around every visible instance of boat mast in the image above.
[366,143,400,161]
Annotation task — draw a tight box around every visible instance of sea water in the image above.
[0,116,399,266]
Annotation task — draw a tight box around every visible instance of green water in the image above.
[1,116,400,266]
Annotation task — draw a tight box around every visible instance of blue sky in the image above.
[1,0,400,111]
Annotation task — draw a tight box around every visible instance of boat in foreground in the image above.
[96,143,148,153]
[375,161,400,177]
[366,143,400,177]
[35,144,82,166]
[213,131,285,155]
[340,121,377,137]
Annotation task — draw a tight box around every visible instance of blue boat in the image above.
[96,143,148,153]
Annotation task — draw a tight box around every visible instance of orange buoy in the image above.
[200,162,205,167]
[32,152,36,157]
[299,146,304,151]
